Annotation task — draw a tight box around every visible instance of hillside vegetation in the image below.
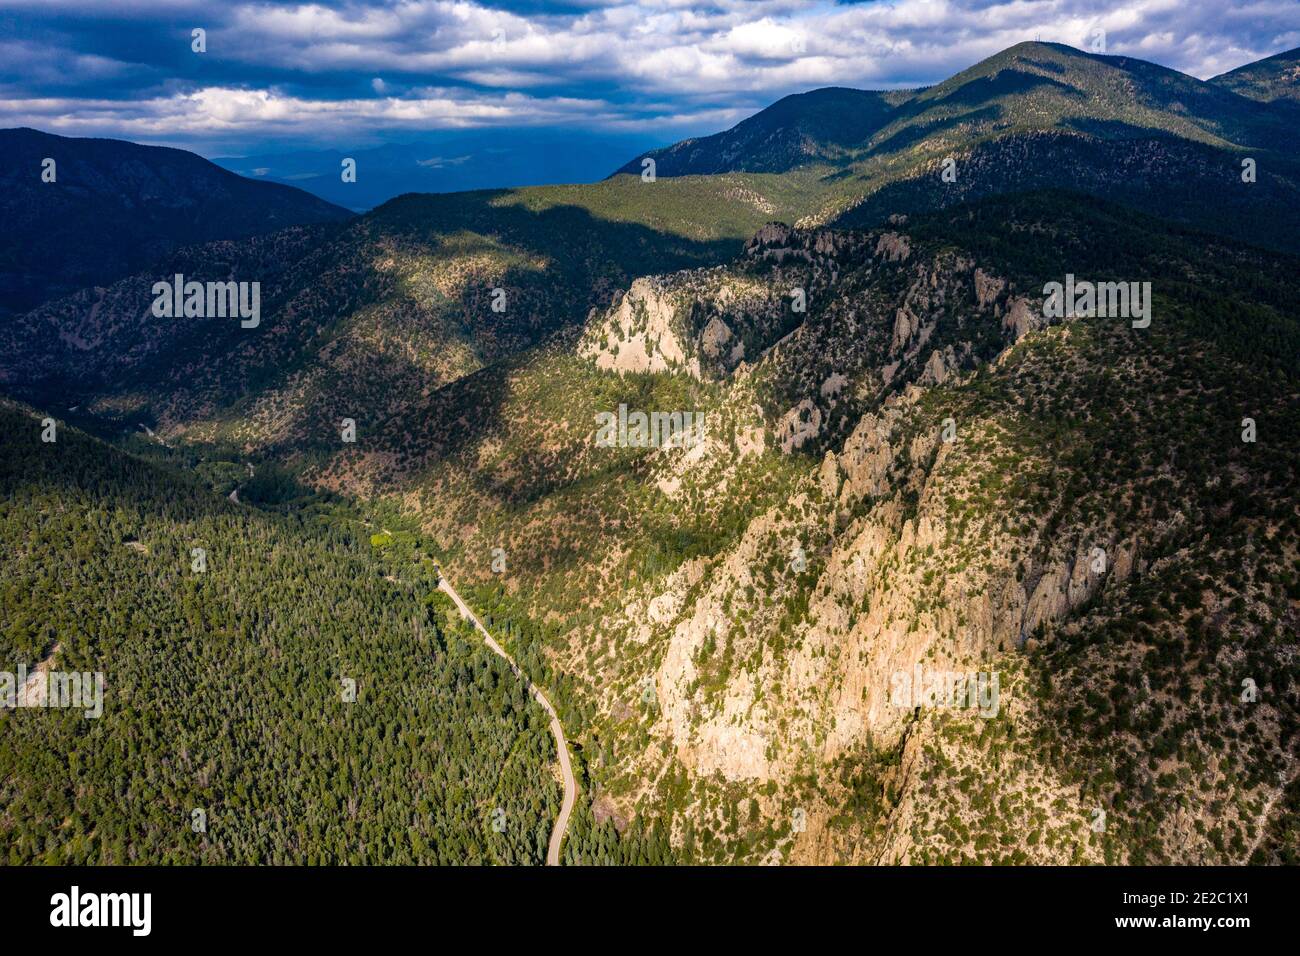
[2,41,1299,866]
[0,399,560,864]
[314,193,1300,864]
[0,128,350,316]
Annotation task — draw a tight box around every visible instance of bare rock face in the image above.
[891,307,918,352]
[875,232,912,262]
[699,316,735,360]
[820,372,848,403]
[567,223,1264,866]
[650,505,801,783]
[918,346,955,385]
[578,276,698,376]
[1003,295,1042,341]
[578,242,802,380]
[819,451,840,497]
[974,267,1006,308]
[776,399,822,452]
[837,406,903,499]
[746,222,795,251]
[697,723,771,781]
[1066,545,1102,607]
[1025,563,1073,635]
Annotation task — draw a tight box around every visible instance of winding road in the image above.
[437,577,577,866]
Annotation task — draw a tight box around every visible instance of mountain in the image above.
[1211,48,1300,103]
[11,41,1300,416]
[12,190,1295,865]
[891,41,1298,149]
[0,128,352,316]
[11,44,1300,438]
[3,42,1299,867]
[613,42,1300,253]
[612,88,906,177]
[623,42,1300,177]
[321,191,1300,864]
[0,172,796,451]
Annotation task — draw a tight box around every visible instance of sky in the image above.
[1,0,1297,160]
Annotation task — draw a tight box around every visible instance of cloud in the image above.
[0,86,624,139]
[716,18,809,61]
[1,0,1296,153]
[416,154,473,167]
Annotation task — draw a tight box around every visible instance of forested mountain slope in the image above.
[0,128,351,316]
[1211,48,1300,104]
[316,192,1300,864]
[0,398,560,864]
[616,42,1300,253]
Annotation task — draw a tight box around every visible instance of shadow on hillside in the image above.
[864,105,1003,159]
[833,127,1300,258]
[259,194,750,469]
[1,188,754,471]
[862,71,1082,159]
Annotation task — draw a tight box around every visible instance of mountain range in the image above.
[622,41,1300,252]
[1,41,1297,866]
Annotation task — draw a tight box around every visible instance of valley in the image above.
[2,39,1298,867]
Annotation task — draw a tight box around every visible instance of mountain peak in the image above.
[1211,46,1300,103]
[613,40,1300,190]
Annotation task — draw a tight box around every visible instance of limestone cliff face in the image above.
[560,219,1295,866]
[618,360,1153,860]
[578,276,699,377]
[582,225,1066,827]
[577,264,793,381]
